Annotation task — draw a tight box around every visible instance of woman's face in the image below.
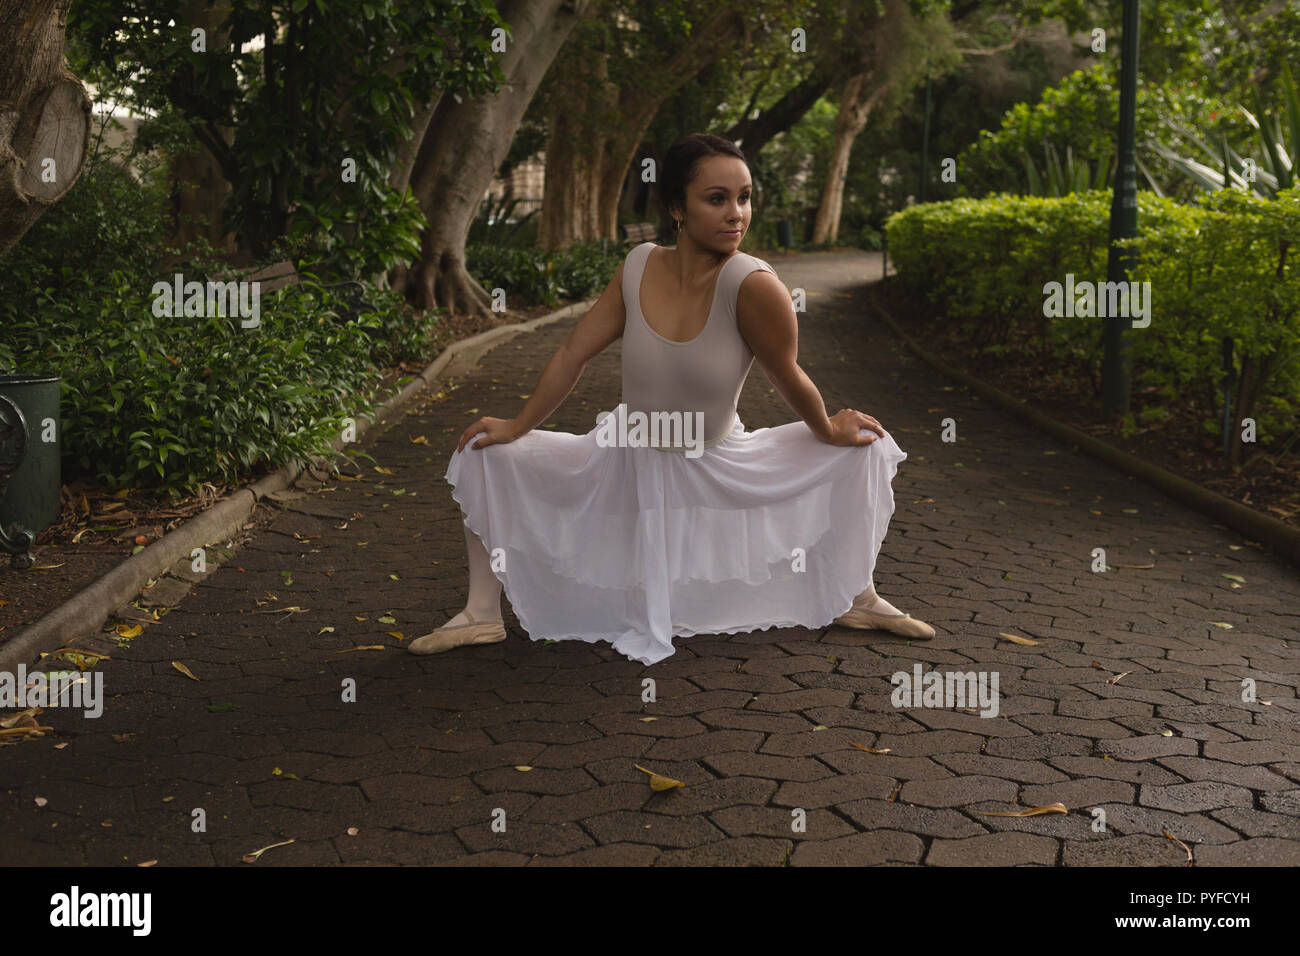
[676,155,751,252]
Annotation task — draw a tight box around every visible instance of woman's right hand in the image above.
[457,416,522,453]
[820,408,885,446]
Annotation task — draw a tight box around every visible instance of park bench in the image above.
[220,259,378,315]
[622,222,658,245]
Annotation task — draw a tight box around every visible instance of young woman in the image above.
[410,133,935,664]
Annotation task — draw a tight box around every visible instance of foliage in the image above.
[465,239,624,309]
[66,0,506,259]
[957,61,1234,201]
[1149,63,1300,200]
[884,188,1300,447]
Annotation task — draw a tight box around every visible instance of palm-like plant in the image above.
[1147,63,1300,199]
[1019,141,1112,196]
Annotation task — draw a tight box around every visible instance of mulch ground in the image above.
[0,299,565,647]
[875,278,1300,538]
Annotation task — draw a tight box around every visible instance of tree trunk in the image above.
[810,71,885,245]
[0,0,91,259]
[538,7,748,251]
[403,0,591,315]
[165,0,237,259]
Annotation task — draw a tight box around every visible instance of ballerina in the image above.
[410,132,936,662]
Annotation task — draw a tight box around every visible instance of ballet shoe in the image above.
[409,609,507,655]
[834,600,936,639]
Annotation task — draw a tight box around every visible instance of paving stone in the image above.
[700,752,834,782]
[1021,778,1135,808]
[926,831,1058,866]
[899,774,1019,808]
[1138,781,1254,813]
[580,810,727,847]
[1092,804,1240,844]
[1157,756,1295,791]
[528,843,661,866]
[788,830,925,866]
[1193,838,1300,866]
[1098,735,1199,761]
[1209,808,1300,839]
[710,804,856,841]
[655,836,793,866]
[1047,756,1183,786]
[933,753,1069,784]
[837,799,988,839]
[772,773,896,809]
[1061,833,1190,866]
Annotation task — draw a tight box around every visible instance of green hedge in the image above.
[884,189,1300,444]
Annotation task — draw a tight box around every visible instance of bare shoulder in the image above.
[735,262,791,315]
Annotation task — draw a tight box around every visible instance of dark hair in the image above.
[658,134,749,230]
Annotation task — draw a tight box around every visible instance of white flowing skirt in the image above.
[444,413,907,666]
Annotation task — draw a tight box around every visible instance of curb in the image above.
[869,284,1300,569]
[0,297,593,670]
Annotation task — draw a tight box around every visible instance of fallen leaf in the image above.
[241,838,295,863]
[1113,563,1155,569]
[1221,573,1246,584]
[374,466,394,475]
[346,827,359,836]
[338,645,386,653]
[409,436,428,445]
[999,632,1041,646]
[1163,828,1193,864]
[34,797,48,807]
[980,802,1068,817]
[842,737,890,754]
[171,661,200,681]
[633,764,685,791]
[317,626,335,635]
[137,860,157,867]
[1209,622,1234,629]
[31,563,66,570]
[1161,729,1174,737]
[1106,670,1134,685]
[514,765,533,772]
[385,631,404,640]
[112,733,135,743]
[115,623,143,639]
[639,717,657,722]
[378,615,397,625]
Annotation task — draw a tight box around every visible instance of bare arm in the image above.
[735,271,835,440]
[736,271,883,446]
[508,260,628,438]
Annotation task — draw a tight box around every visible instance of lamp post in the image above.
[1102,0,1140,418]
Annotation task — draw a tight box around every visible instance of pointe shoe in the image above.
[834,595,935,640]
[408,609,507,655]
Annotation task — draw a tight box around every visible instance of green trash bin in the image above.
[0,373,61,569]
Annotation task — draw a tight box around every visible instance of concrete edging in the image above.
[870,285,1300,569]
[0,297,593,670]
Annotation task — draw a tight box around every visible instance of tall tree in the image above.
[0,0,92,258]
[398,0,594,313]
